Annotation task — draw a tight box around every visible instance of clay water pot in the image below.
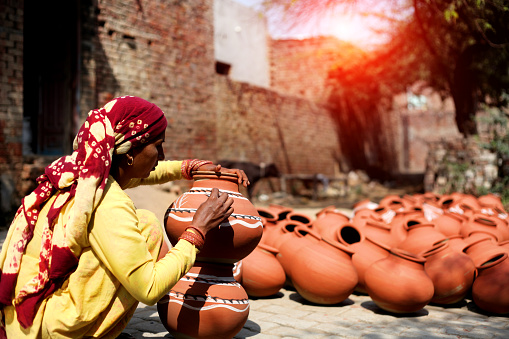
[398,223,447,255]
[312,210,350,240]
[336,223,364,246]
[360,219,395,247]
[378,195,406,211]
[157,262,249,339]
[241,243,286,297]
[291,237,358,305]
[285,211,313,226]
[233,261,243,283]
[477,193,505,211]
[446,235,470,253]
[462,213,509,242]
[256,208,279,246]
[164,171,262,263]
[421,242,475,304]
[472,252,509,314]
[350,236,391,294]
[353,206,394,225]
[265,203,293,221]
[352,199,379,213]
[433,212,465,237]
[269,220,307,250]
[389,210,424,246]
[462,236,502,267]
[276,225,321,280]
[364,248,434,313]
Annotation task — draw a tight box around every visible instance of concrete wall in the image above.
[214,0,270,88]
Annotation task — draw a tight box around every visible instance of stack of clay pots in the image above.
[237,192,509,315]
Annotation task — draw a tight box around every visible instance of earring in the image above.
[126,155,134,166]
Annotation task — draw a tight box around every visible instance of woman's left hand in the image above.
[198,163,250,187]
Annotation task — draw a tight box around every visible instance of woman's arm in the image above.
[122,160,183,189]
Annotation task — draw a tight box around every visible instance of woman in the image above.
[0,96,249,338]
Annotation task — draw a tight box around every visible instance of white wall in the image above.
[214,0,270,88]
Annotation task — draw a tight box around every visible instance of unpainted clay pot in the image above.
[397,223,447,255]
[350,236,391,294]
[291,237,358,305]
[157,262,249,339]
[164,171,262,263]
[421,241,475,304]
[364,248,434,313]
[472,252,509,314]
[241,243,286,297]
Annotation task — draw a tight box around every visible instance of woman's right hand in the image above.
[192,188,234,236]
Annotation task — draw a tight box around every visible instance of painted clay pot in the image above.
[433,212,465,237]
[157,262,249,339]
[164,171,263,263]
[241,243,286,297]
[472,252,509,314]
[421,242,475,304]
[276,225,321,280]
[364,248,434,313]
[291,237,358,305]
[350,236,391,294]
[398,223,447,255]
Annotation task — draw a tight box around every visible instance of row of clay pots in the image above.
[236,192,509,315]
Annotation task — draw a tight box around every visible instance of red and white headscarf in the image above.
[0,96,167,328]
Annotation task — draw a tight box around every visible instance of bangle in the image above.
[186,226,206,241]
[179,230,205,251]
[181,159,213,180]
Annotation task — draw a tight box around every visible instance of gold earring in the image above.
[126,155,134,166]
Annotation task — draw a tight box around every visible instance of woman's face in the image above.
[130,133,166,178]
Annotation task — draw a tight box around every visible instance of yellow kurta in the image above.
[2,160,198,338]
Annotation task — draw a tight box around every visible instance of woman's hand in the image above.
[197,163,250,187]
[192,188,234,236]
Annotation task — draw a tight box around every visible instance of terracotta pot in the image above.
[398,223,447,255]
[463,213,509,242]
[477,193,505,211]
[421,242,475,304]
[265,203,293,221]
[157,262,249,338]
[233,260,243,283]
[269,220,307,250]
[360,219,395,247]
[350,236,391,294]
[256,208,279,246]
[276,225,321,280]
[472,253,509,314]
[241,243,286,297]
[352,199,379,213]
[364,248,434,313]
[353,206,395,225]
[291,237,358,305]
[462,236,502,267]
[445,235,470,253]
[433,212,465,237]
[313,210,350,240]
[336,223,364,246]
[378,195,406,211]
[388,210,424,246]
[285,211,313,226]
[164,171,263,263]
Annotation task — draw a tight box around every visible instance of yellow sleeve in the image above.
[122,160,184,189]
[88,180,198,305]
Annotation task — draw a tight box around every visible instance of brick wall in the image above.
[0,0,23,219]
[270,37,346,104]
[214,77,339,175]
